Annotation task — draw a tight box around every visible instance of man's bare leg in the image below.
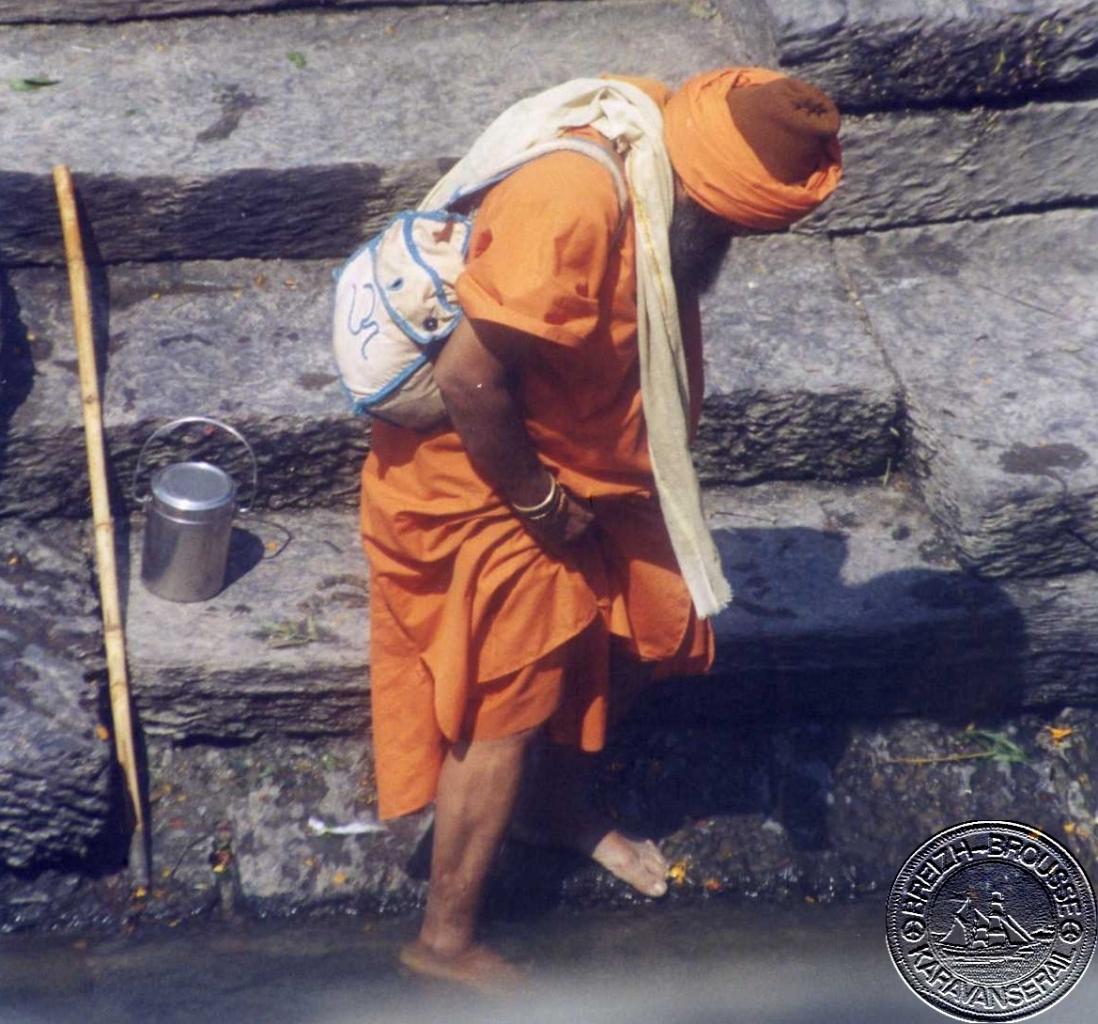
[401,728,535,994]
[516,742,669,897]
[514,652,669,898]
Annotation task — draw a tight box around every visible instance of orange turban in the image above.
[663,67,842,231]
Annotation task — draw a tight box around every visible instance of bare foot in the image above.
[588,830,669,898]
[398,940,527,997]
[513,819,669,898]
[514,744,668,897]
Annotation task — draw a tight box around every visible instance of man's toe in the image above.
[640,839,669,871]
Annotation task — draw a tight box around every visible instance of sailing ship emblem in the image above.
[934,892,1056,967]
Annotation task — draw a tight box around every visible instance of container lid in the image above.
[151,462,235,512]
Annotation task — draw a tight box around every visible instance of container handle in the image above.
[133,417,259,513]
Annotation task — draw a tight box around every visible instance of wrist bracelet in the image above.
[511,476,559,516]
[522,482,568,523]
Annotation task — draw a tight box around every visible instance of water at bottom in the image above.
[0,900,1093,1024]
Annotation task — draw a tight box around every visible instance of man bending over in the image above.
[360,67,842,991]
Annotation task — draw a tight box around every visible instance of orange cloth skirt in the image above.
[367,506,714,821]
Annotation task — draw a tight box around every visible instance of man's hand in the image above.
[521,487,596,555]
[434,317,595,552]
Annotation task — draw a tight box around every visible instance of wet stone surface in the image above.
[587,706,1098,906]
[3,661,1096,931]
[0,735,427,934]
[15,706,1094,933]
[10,897,1048,1024]
[132,736,429,926]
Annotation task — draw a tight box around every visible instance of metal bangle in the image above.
[522,482,568,522]
[511,476,559,516]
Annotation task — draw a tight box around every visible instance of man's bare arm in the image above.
[433,317,593,548]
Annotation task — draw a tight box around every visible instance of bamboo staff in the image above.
[52,165,149,887]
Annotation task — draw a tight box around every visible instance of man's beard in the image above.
[668,194,735,297]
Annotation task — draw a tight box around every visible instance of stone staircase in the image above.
[2,0,1097,930]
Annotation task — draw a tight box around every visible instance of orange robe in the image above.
[361,134,714,819]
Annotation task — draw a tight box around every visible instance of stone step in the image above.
[836,208,1098,580]
[765,0,1098,110]
[6,0,1095,112]
[11,707,1098,928]
[0,518,112,870]
[127,507,371,742]
[1,4,1094,265]
[806,99,1098,236]
[0,0,548,22]
[7,480,1098,919]
[13,705,1098,929]
[0,234,899,519]
[6,475,1098,886]
[0,731,429,931]
[0,2,755,266]
[2,257,369,519]
[122,481,1098,746]
[696,232,897,485]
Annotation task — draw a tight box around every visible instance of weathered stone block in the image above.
[700,481,1098,719]
[0,0,592,23]
[0,521,112,869]
[766,0,1098,108]
[14,706,1095,927]
[135,737,428,920]
[611,707,1098,901]
[4,3,733,262]
[802,100,1098,234]
[0,259,370,519]
[0,1,749,221]
[697,233,898,485]
[835,210,1098,578]
[0,244,896,520]
[125,483,1098,746]
[128,705,1098,913]
[4,5,1091,262]
[125,508,369,741]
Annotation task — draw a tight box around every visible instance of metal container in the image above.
[134,417,257,602]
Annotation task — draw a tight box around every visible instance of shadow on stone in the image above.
[225,526,265,589]
[694,525,1026,723]
[626,526,1026,841]
[405,822,433,885]
[486,524,1029,915]
[0,266,35,496]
